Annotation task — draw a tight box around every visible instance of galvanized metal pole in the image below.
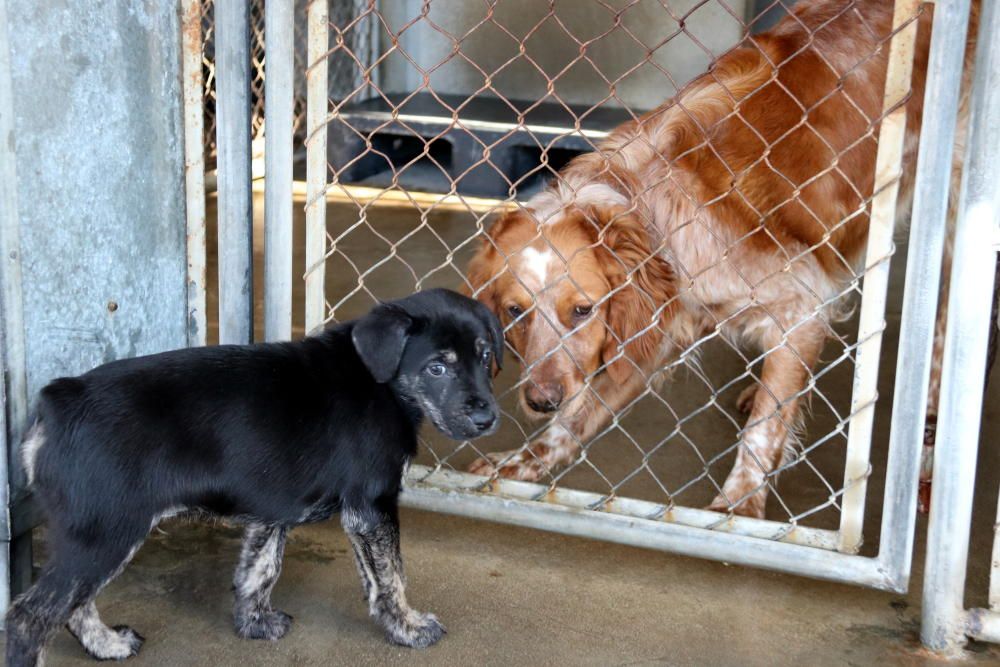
[215,0,254,344]
[990,485,1000,611]
[922,0,1000,652]
[402,466,896,591]
[838,0,920,554]
[181,0,207,347]
[0,0,30,612]
[305,0,329,334]
[875,0,971,591]
[264,0,295,342]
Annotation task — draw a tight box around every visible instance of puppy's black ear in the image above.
[351,305,413,383]
[474,300,504,373]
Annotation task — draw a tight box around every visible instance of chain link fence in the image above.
[199,0,372,165]
[180,0,979,590]
[297,0,933,561]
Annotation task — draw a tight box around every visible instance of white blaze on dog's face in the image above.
[465,205,676,421]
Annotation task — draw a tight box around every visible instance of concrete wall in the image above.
[3,0,188,402]
[378,0,748,111]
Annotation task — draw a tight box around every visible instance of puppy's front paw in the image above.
[235,610,293,641]
[111,625,145,659]
[386,611,446,649]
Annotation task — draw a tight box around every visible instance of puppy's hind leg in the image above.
[6,533,145,667]
[233,523,292,641]
[342,503,445,648]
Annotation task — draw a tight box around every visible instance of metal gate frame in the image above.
[193,0,978,596]
[920,0,1000,652]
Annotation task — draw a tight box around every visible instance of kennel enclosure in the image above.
[0,0,997,655]
[179,0,984,598]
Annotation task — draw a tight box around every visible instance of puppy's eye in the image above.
[481,348,492,364]
[506,304,524,319]
[426,363,447,377]
[573,304,593,318]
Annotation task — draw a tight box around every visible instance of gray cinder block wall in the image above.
[4,0,188,400]
[1,0,189,609]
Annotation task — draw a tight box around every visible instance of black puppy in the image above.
[5,288,502,666]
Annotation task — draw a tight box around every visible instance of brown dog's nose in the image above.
[525,383,564,413]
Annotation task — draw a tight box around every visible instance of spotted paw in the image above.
[467,452,546,482]
[387,611,446,649]
[79,625,144,661]
[235,610,293,641]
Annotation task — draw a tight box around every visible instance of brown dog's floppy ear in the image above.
[351,304,413,384]
[595,209,676,385]
[462,242,497,308]
[462,209,526,307]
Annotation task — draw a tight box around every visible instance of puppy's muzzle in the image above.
[466,397,498,435]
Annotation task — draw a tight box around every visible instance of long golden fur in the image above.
[463,0,977,517]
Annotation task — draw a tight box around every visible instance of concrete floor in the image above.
[11,194,1000,665]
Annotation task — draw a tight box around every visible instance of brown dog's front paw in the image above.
[466,453,505,477]
[706,491,766,520]
[467,451,547,482]
[735,383,758,414]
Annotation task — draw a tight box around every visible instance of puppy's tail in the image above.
[19,413,45,488]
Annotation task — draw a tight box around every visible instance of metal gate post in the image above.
[874,0,972,590]
[264,0,295,342]
[181,0,208,348]
[304,0,329,335]
[0,0,30,615]
[215,0,254,344]
[838,0,920,554]
[921,0,1000,652]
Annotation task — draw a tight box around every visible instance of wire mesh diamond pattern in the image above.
[294,0,922,552]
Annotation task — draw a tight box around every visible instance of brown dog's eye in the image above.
[573,304,593,318]
[507,304,524,319]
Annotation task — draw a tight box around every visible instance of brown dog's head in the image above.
[464,200,676,420]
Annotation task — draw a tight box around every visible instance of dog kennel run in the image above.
[185,0,999,652]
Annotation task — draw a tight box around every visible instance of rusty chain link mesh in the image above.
[199,0,371,164]
[293,0,918,545]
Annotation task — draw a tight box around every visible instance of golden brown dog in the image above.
[464,0,977,518]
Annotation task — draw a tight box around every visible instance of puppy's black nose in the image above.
[468,398,497,432]
[525,383,563,413]
[470,409,496,432]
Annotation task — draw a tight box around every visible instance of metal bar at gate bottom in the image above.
[921,0,1000,652]
[402,472,897,591]
[181,0,207,348]
[838,0,920,554]
[264,0,294,342]
[305,0,329,335]
[874,0,972,592]
[215,0,254,344]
